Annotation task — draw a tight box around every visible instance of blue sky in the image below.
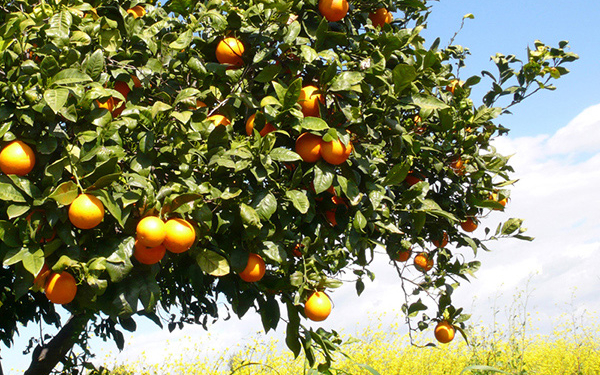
[3,1,600,373]
[423,0,599,137]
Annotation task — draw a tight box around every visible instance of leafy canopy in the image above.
[0,0,576,372]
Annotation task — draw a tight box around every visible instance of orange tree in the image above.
[0,0,577,373]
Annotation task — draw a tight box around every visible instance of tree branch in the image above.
[24,314,89,375]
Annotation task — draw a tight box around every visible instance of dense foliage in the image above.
[0,0,576,373]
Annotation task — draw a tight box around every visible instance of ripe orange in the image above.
[432,231,449,248]
[304,291,332,321]
[97,97,115,113]
[133,241,166,265]
[434,320,455,344]
[404,172,423,187]
[460,217,478,232]
[245,113,276,136]
[414,252,434,272]
[325,209,337,227]
[114,80,131,100]
[207,114,231,127]
[216,37,245,67]
[450,157,465,176]
[318,0,349,22]
[446,79,463,94]
[45,272,77,304]
[0,140,36,176]
[321,138,352,165]
[239,253,266,282]
[293,244,304,257]
[191,100,207,110]
[136,216,166,247]
[127,5,146,18]
[69,194,105,229]
[163,218,195,253]
[33,263,51,289]
[295,133,322,162]
[299,85,324,118]
[395,248,412,262]
[369,8,393,28]
[490,192,508,209]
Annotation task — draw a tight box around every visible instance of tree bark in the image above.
[24,314,89,375]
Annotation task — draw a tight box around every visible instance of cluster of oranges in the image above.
[134,216,196,265]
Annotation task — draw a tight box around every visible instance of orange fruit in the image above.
[369,8,393,28]
[132,75,142,88]
[460,217,478,232]
[318,0,349,22]
[45,272,77,304]
[136,216,166,247]
[325,209,337,227]
[432,231,448,248]
[97,97,115,113]
[0,140,36,176]
[215,37,245,67]
[450,157,465,176]
[404,172,422,187]
[207,114,231,127]
[414,252,434,272]
[239,253,266,282]
[293,244,304,257]
[321,138,351,165]
[434,320,455,344]
[395,248,412,262]
[114,80,131,100]
[299,85,324,118]
[133,241,166,265]
[33,263,51,289]
[304,291,332,321]
[69,194,105,229]
[127,5,146,18]
[192,100,207,110]
[163,218,195,253]
[295,133,322,162]
[490,192,508,209]
[446,79,463,94]
[245,113,276,136]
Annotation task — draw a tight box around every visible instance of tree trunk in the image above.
[24,314,89,375]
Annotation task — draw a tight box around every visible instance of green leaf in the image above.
[0,183,26,203]
[313,163,334,194]
[329,72,364,92]
[196,249,230,276]
[501,218,523,235]
[43,89,69,114]
[254,64,282,83]
[85,49,105,80]
[22,248,45,276]
[262,241,285,263]
[286,190,310,214]
[270,148,301,162]
[283,78,302,109]
[382,160,412,186]
[302,117,329,131]
[392,64,417,93]
[240,203,262,229]
[46,10,72,40]
[50,69,92,86]
[252,191,277,221]
[105,237,134,283]
[169,29,193,50]
[412,94,449,110]
[0,221,20,247]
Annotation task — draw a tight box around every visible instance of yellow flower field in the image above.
[104,311,600,375]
